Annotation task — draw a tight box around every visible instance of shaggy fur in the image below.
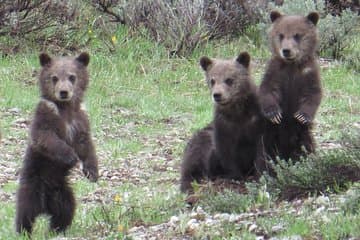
[15,52,98,234]
[258,11,322,169]
[180,52,263,192]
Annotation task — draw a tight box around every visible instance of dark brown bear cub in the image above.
[16,52,99,234]
[258,11,322,166]
[180,52,263,192]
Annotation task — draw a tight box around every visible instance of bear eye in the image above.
[225,78,234,86]
[51,76,58,84]
[279,34,284,41]
[69,75,76,84]
[210,79,215,86]
[293,33,302,42]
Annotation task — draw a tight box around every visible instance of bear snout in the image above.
[54,80,74,101]
[280,48,297,61]
[60,91,69,99]
[213,93,222,103]
[282,49,291,58]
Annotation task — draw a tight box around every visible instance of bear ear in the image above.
[199,56,213,71]
[39,53,52,67]
[76,52,90,67]
[270,10,282,23]
[307,12,319,26]
[236,52,250,68]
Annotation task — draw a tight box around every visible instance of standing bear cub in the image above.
[180,52,263,192]
[16,52,99,234]
[258,11,322,166]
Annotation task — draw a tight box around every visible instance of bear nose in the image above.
[282,49,291,58]
[213,93,222,102]
[60,91,68,99]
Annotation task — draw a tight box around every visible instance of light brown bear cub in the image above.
[258,11,322,166]
[16,52,99,234]
[180,52,263,192]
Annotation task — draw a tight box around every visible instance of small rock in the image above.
[190,206,206,220]
[128,226,145,234]
[8,108,20,114]
[229,214,241,222]
[271,224,285,233]
[187,218,198,226]
[214,213,230,221]
[204,218,218,226]
[110,176,119,180]
[149,223,165,232]
[248,223,257,232]
[186,219,200,234]
[315,206,326,215]
[315,195,330,206]
[169,215,179,225]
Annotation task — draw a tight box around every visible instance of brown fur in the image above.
[258,11,322,169]
[15,52,98,235]
[180,52,263,192]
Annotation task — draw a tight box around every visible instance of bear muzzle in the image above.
[213,93,222,103]
[56,90,73,101]
[280,48,297,61]
[54,80,74,101]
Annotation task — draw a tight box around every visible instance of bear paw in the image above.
[294,112,311,125]
[82,165,99,182]
[263,107,282,124]
[67,152,80,168]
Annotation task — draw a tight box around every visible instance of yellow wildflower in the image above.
[117,224,124,232]
[114,194,122,203]
[111,35,117,44]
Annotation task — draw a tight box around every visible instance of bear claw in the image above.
[82,167,98,182]
[294,112,311,124]
[264,108,282,124]
[271,113,282,124]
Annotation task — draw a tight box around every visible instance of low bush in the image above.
[91,0,268,57]
[261,131,360,200]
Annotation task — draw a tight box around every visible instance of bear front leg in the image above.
[32,130,79,168]
[259,73,282,124]
[180,168,203,193]
[294,72,322,125]
[76,133,99,182]
[81,146,99,183]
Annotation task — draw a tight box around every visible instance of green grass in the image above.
[0,25,359,239]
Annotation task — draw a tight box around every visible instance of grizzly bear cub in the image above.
[180,52,263,192]
[16,52,99,234]
[258,11,322,166]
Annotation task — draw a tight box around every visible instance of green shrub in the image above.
[199,189,254,214]
[92,0,267,57]
[341,184,360,214]
[261,131,360,200]
[0,0,119,54]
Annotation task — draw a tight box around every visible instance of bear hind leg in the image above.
[16,183,43,234]
[47,186,76,233]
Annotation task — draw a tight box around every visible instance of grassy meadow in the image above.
[0,25,359,239]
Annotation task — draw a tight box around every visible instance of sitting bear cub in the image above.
[258,11,322,167]
[180,52,263,192]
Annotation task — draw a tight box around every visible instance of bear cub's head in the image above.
[269,11,319,63]
[39,52,90,104]
[200,52,251,107]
